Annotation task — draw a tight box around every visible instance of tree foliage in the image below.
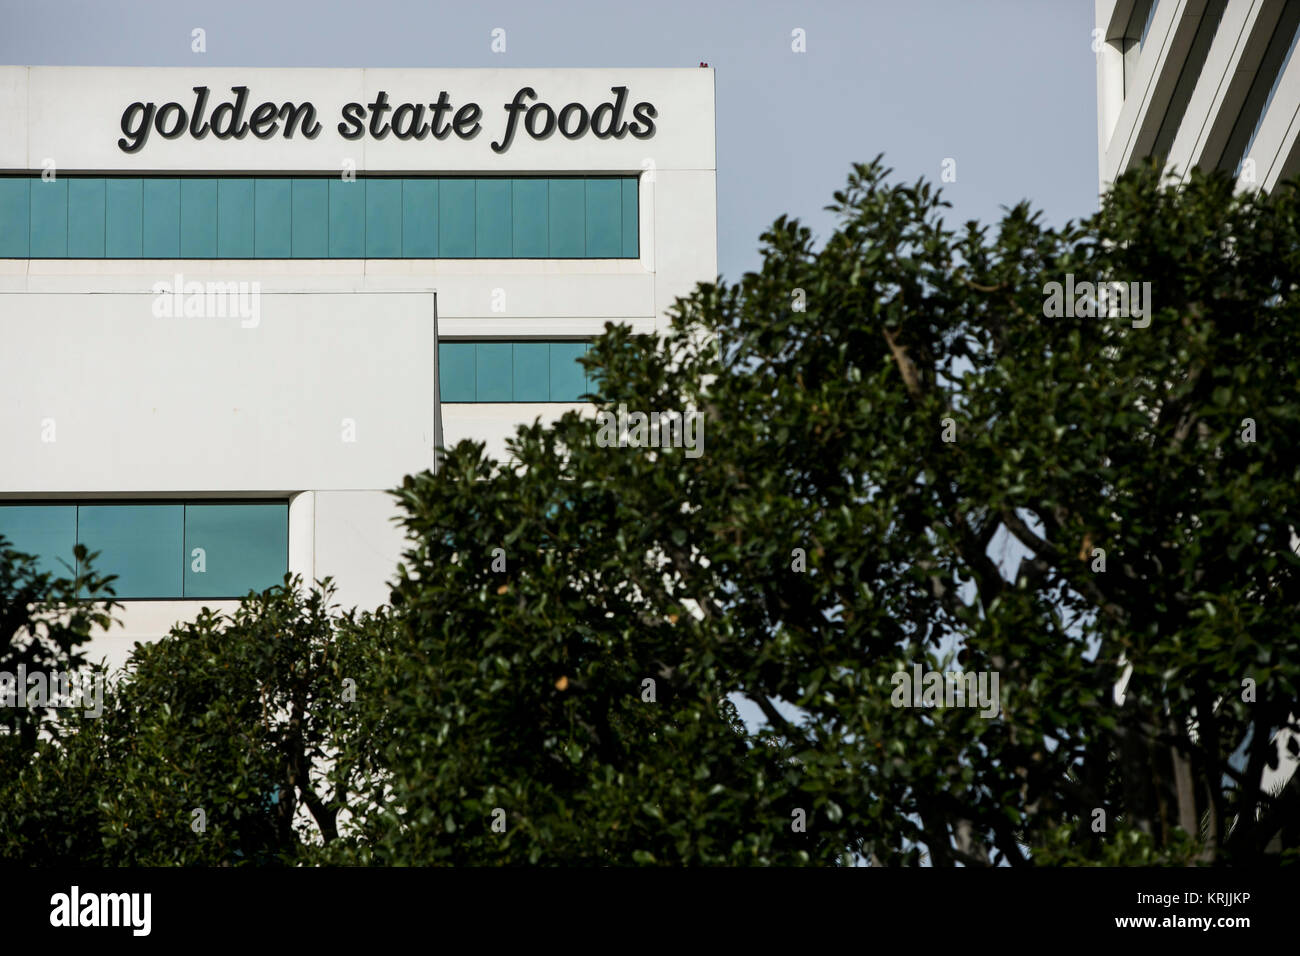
[4,159,1298,866]
[360,159,1300,865]
[0,577,390,865]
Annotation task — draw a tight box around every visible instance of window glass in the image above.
[180,178,218,258]
[549,342,588,401]
[0,504,77,579]
[0,503,290,599]
[475,178,512,257]
[402,179,438,257]
[438,342,595,402]
[77,504,184,599]
[513,342,550,401]
[366,178,402,257]
[254,178,292,258]
[217,178,255,258]
[183,503,287,598]
[68,178,105,258]
[585,178,622,257]
[476,342,513,401]
[439,342,476,402]
[548,179,585,257]
[29,178,68,257]
[5,176,638,259]
[0,178,29,257]
[142,178,181,258]
[621,178,639,258]
[439,179,475,257]
[512,178,548,257]
[105,178,143,258]
[291,178,328,258]
[328,178,365,258]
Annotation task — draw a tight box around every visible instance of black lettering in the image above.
[338,102,365,140]
[591,86,629,138]
[391,103,429,140]
[525,102,556,139]
[118,102,154,153]
[628,101,657,139]
[429,92,454,140]
[453,102,481,139]
[558,102,589,139]
[492,87,535,153]
[154,102,187,139]
[368,90,393,138]
[209,86,251,139]
[279,102,321,138]
[189,87,211,138]
[249,102,280,139]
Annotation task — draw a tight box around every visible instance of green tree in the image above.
[0,538,117,755]
[6,159,1298,867]
[357,158,1300,865]
[0,577,391,865]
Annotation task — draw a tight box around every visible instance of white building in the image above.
[0,66,717,668]
[1096,0,1300,802]
[1095,0,1300,191]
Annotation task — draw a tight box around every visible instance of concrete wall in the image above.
[0,288,438,492]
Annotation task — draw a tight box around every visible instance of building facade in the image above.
[1095,0,1300,191]
[1096,0,1300,800]
[0,67,717,669]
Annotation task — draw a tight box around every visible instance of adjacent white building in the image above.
[1096,0,1300,800]
[0,66,717,668]
[1095,0,1300,191]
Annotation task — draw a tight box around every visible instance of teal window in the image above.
[183,503,289,599]
[439,178,475,257]
[329,178,365,258]
[549,342,589,401]
[142,178,180,257]
[402,179,438,257]
[513,342,550,401]
[585,178,622,258]
[365,178,402,258]
[292,178,329,258]
[0,502,287,599]
[0,504,77,579]
[105,177,143,258]
[475,342,513,402]
[475,178,512,257]
[77,504,184,599]
[0,178,29,257]
[254,178,292,258]
[439,341,592,403]
[0,175,638,259]
[217,178,255,258]
[29,178,68,257]
[438,342,477,402]
[180,178,218,258]
[548,179,585,258]
[512,179,548,257]
[621,178,639,258]
[68,178,105,258]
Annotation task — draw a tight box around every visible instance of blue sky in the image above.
[0,0,1099,280]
